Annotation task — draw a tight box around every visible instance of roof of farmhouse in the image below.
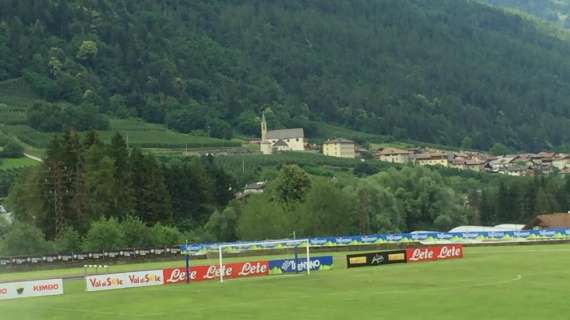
[526,213,570,229]
[266,128,304,140]
[377,148,410,156]
[324,138,354,144]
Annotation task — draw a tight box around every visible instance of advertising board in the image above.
[85,270,163,292]
[406,244,463,263]
[0,279,63,300]
[346,250,407,268]
[268,256,333,274]
[163,261,269,285]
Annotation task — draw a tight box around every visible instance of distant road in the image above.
[24,153,43,163]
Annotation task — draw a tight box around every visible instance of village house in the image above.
[259,113,305,155]
[486,155,519,174]
[376,148,411,164]
[553,154,570,170]
[323,138,356,158]
[449,158,467,170]
[236,181,266,199]
[465,160,485,172]
[525,213,570,230]
[368,143,566,176]
[414,153,449,167]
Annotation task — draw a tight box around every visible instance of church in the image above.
[259,113,305,155]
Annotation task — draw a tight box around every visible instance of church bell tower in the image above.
[261,113,268,141]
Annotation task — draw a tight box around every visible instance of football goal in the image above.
[217,239,311,283]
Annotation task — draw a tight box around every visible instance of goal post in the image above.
[217,239,311,283]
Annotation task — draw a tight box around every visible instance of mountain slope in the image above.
[2,0,570,151]
[483,0,570,28]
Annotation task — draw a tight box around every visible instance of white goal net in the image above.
[217,239,311,283]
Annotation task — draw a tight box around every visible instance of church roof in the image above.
[266,128,304,140]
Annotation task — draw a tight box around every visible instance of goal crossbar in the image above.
[217,239,311,283]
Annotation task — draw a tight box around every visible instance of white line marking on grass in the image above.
[231,274,307,282]
[467,248,570,255]
[38,306,166,318]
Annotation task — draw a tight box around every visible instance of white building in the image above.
[260,114,305,155]
[376,148,411,164]
[323,139,356,158]
[553,155,570,170]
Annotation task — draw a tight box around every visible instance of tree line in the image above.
[210,165,570,242]
[3,150,570,256]
[2,129,235,255]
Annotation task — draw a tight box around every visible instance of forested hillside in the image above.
[2,0,570,151]
[483,0,570,28]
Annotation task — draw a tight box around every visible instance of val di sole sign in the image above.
[85,270,164,292]
[0,279,64,300]
[346,250,407,268]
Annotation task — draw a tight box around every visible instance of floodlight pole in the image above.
[219,246,224,283]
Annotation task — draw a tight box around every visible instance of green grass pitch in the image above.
[1,244,570,319]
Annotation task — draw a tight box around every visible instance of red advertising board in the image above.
[163,261,269,284]
[406,245,463,263]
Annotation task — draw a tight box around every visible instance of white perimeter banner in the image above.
[86,270,163,292]
[0,279,64,300]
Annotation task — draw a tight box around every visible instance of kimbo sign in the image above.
[0,279,64,300]
[346,250,407,268]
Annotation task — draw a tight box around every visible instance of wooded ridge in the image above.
[2,0,570,151]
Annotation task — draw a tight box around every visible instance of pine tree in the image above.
[535,187,559,215]
[130,149,172,225]
[83,143,116,219]
[564,175,570,212]
[164,158,210,229]
[479,189,495,225]
[108,132,135,216]
[42,129,88,238]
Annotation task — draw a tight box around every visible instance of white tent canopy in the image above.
[449,224,525,233]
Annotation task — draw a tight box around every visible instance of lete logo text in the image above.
[406,245,463,263]
[163,261,269,284]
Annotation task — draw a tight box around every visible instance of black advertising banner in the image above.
[346,250,407,268]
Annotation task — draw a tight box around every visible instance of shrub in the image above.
[0,140,24,158]
[206,207,238,242]
[121,216,155,248]
[82,217,124,252]
[54,227,82,253]
[0,222,54,256]
[151,223,182,247]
